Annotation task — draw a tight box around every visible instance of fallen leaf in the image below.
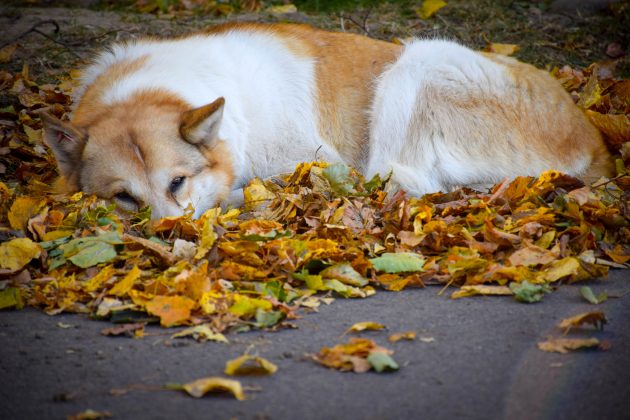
[108,265,141,297]
[0,44,17,64]
[486,43,520,56]
[451,285,513,299]
[580,286,608,304]
[267,4,297,14]
[0,238,41,271]
[537,337,601,354]
[370,253,425,273]
[224,354,278,376]
[558,311,607,332]
[100,323,145,337]
[416,0,447,19]
[171,324,228,343]
[0,287,24,310]
[169,377,245,400]
[312,338,395,373]
[509,281,551,303]
[145,295,196,327]
[388,331,417,342]
[346,321,386,333]
[367,351,399,372]
[321,263,369,287]
[67,409,112,420]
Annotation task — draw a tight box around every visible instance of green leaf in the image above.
[68,241,117,268]
[322,163,357,196]
[367,351,399,372]
[261,280,287,302]
[59,231,122,268]
[580,286,608,305]
[320,263,368,287]
[292,270,325,291]
[0,287,24,310]
[509,281,552,303]
[255,309,283,328]
[364,171,391,194]
[370,253,425,273]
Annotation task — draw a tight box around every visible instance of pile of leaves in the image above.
[0,58,629,337]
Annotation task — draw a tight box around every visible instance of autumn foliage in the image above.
[0,57,629,338]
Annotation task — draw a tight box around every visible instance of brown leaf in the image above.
[585,111,630,147]
[100,323,145,337]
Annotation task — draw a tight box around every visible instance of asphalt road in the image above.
[1,270,628,420]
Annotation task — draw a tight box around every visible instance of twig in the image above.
[0,20,60,49]
[340,8,373,37]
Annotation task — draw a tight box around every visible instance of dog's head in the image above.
[41,93,234,219]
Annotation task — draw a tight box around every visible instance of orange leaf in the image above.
[146,295,196,327]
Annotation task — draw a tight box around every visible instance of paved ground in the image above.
[1,270,628,420]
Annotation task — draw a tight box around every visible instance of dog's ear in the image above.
[180,97,225,147]
[40,112,87,180]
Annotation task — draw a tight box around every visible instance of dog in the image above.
[41,23,613,219]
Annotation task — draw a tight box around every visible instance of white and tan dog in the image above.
[42,23,612,219]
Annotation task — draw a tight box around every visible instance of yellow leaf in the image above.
[229,294,272,317]
[416,0,447,19]
[451,285,513,299]
[485,43,520,56]
[108,265,141,297]
[267,4,297,14]
[83,265,116,293]
[537,337,601,354]
[543,257,580,282]
[347,321,386,333]
[0,44,17,64]
[388,331,417,342]
[576,75,603,109]
[146,295,196,327]
[558,311,607,332]
[243,178,276,210]
[195,208,219,259]
[176,377,245,400]
[8,196,45,230]
[0,238,41,271]
[225,354,278,376]
[171,324,228,343]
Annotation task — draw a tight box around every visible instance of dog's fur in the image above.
[42,23,612,219]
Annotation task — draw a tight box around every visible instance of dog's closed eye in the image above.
[114,191,137,205]
[169,176,186,194]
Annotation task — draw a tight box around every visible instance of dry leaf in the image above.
[224,354,278,376]
[485,43,520,56]
[145,295,196,327]
[346,321,386,333]
[451,285,512,299]
[171,324,228,343]
[0,238,41,271]
[388,331,417,342]
[558,311,607,332]
[537,337,601,354]
[170,377,245,400]
[416,0,447,19]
